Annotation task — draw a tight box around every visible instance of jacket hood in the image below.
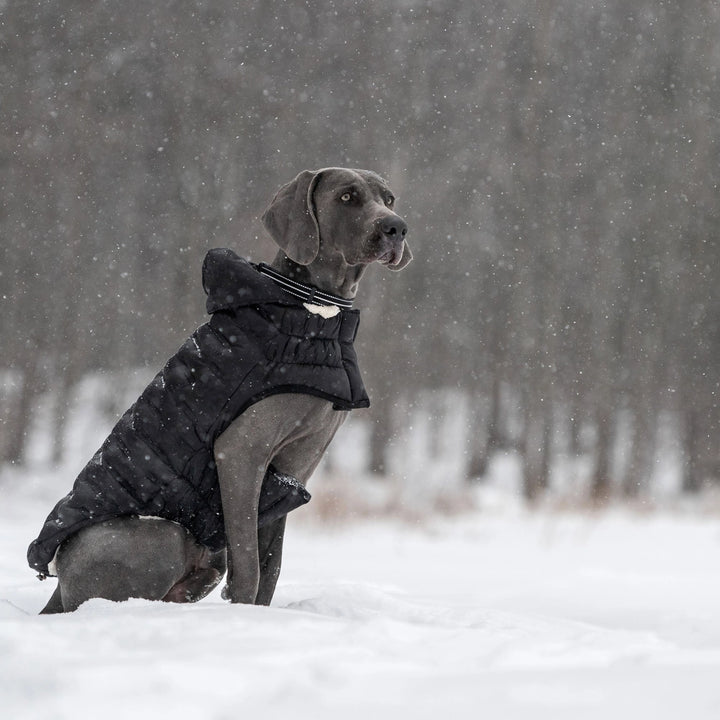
[202,247,298,314]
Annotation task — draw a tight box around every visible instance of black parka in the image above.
[27,248,369,576]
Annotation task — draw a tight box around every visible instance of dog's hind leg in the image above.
[162,547,226,603]
[54,517,197,612]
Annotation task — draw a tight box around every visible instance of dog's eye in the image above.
[340,192,352,203]
[385,196,395,207]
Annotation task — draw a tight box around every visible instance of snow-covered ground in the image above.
[2,460,720,720]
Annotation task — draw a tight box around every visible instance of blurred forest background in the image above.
[2,0,719,504]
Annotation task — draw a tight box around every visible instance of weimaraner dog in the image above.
[36,167,411,612]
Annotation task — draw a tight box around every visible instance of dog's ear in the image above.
[261,170,323,265]
[385,242,413,271]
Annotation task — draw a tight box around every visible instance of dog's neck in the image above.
[271,251,367,300]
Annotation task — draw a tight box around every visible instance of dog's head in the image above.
[261,168,412,271]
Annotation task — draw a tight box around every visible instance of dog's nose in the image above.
[380,215,408,239]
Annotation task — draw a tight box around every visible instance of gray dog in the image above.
[28,167,411,613]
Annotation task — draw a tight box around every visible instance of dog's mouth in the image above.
[377,246,403,266]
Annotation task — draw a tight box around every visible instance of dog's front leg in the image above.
[255,516,287,605]
[217,464,264,603]
[214,426,267,604]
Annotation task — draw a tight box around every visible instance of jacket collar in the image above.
[203,248,356,314]
[256,263,353,309]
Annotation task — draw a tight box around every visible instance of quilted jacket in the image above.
[27,248,369,576]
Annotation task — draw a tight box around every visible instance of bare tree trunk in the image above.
[465,379,501,480]
[568,395,583,457]
[682,408,703,493]
[539,411,552,492]
[5,360,43,466]
[50,372,76,466]
[368,393,393,476]
[487,374,503,452]
[521,393,552,502]
[622,406,655,498]
[590,406,615,504]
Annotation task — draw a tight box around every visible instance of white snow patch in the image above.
[2,466,720,719]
